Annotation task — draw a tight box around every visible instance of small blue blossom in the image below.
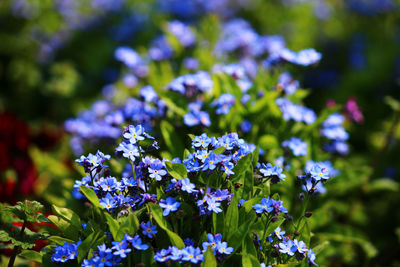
[159,197,181,216]
[180,178,197,194]
[282,137,308,156]
[100,193,117,210]
[279,239,295,256]
[253,197,273,214]
[131,235,149,250]
[309,165,330,181]
[211,93,235,115]
[148,162,167,181]
[216,242,234,255]
[259,163,286,183]
[308,249,318,266]
[193,133,212,148]
[141,221,158,238]
[113,242,131,258]
[123,125,145,144]
[181,246,203,263]
[51,242,79,262]
[116,142,140,161]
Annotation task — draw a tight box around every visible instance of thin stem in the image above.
[297,193,310,230]
[8,220,26,267]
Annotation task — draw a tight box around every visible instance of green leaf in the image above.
[367,179,399,192]
[213,146,226,155]
[104,213,119,240]
[312,241,330,255]
[116,212,140,240]
[77,231,100,264]
[242,253,260,267]
[80,186,102,209]
[51,205,81,229]
[231,153,253,182]
[202,248,217,267]
[299,221,311,247]
[4,200,45,222]
[47,215,79,240]
[160,121,185,158]
[318,233,377,258]
[148,203,185,248]
[227,213,256,254]
[212,212,224,234]
[48,236,75,245]
[165,161,188,180]
[224,197,239,238]
[19,250,42,263]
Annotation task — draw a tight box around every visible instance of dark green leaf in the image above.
[80,186,102,209]
[52,205,81,229]
[148,203,185,248]
[202,248,217,267]
[165,161,188,180]
[19,250,42,263]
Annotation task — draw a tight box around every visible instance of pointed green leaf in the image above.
[80,186,102,209]
[52,205,81,229]
[202,248,217,267]
[165,161,188,180]
[19,250,42,263]
[149,203,185,248]
[104,213,119,240]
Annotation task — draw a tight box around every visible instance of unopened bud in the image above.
[305,211,313,218]
[298,193,305,200]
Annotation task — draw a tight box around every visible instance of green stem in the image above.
[8,220,26,267]
[297,194,310,230]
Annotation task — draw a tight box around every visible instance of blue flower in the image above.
[113,242,131,258]
[259,163,286,183]
[309,165,330,181]
[184,102,211,127]
[202,233,233,256]
[154,247,172,262]
[99,177,119,192]
[273,227,286,240]
[181,246,203,263]
[207,199,223,213]
[193,133,211,148]
[166,20,196,47]
[114,46,143,68]
[253,197,273,214]
[282,137,308,156]
[216,242,234,255]
[180,178,197,193]
[100,193,117,210]
[211,93,235,115]
[131,235,149,250]
[202,153,219,171]
[308,249,318,266]
[159,197,181,216]
[51,242,78,262]
[278,239,295,256]
[139,85,158,103]
[96,244,113,267]
[123,125,145,144]
[292,239,308,254]
[116,142,139,161]
[241,120,252,133]
[141,221,158,238]
[148,162,167,181]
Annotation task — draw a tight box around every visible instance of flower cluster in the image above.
[276,98,317,124]
[282,137,308,157]
[253,197,288,216]
[183,133,256,175]
[321,113,349,155]
[65,89,165,155]
[51,241,80,263]
[197,188,232,215]
[257,162,286,184]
